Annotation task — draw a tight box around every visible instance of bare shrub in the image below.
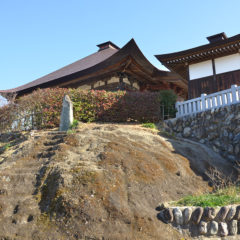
[206,166,239,191]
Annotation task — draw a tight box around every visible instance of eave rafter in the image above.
[117,56,156,84]
[163,41,240,65]
[58,57,130,88]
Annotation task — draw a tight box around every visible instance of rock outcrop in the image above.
[0,124,236,239]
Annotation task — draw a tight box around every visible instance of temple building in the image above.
[156,32,240,99]
[0,39,187,101]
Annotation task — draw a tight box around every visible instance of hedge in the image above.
[0,88,68,131]
[0,88,176,131]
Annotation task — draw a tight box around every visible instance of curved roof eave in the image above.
[0,38,180,97]
[155,33,240,61]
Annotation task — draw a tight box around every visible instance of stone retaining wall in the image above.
[164,103,240,162]
[158,205,240,238]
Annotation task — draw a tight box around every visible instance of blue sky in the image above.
[1,0,240,91]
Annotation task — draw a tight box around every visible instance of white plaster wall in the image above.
[215,53,240,74]
[80,84,91,90]
[123,77,130,85]
[133,82,140,90]
[189,60,213,80]
[107,76,119,84]
[93,80,105,88]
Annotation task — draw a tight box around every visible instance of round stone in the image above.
[202,207,216,221]
[234,133,240,144]
[173,208,183,225]
[235,145,240,155]
[183,127,191,137]
[228,144,234,154]
[182,208,192,225]
[199,221,207,235]
[216,206,229,222]
[234,205,240,220]
[209,221,218,236]
[191,207,203,224]
[219,222,228,237]
[163,208,173,223]
[229,219,238,235]
[226,206,236,222]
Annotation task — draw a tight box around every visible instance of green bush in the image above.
[0,143,11,154]
[70,119,79,129]
[0,88,68,131]
[158,90,177,119]
[0,88,177,132]
[69,89,162,123]
[70,90,97,122]
[141,123,157,129]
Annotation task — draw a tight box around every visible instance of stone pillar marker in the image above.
[59,95,73,131]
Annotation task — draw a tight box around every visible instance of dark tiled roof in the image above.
[0,46,118,93]
[0,39,185,99]
[156,33,240,61]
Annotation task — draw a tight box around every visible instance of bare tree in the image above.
[205,166,238,191]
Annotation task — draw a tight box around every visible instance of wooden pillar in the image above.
[139,83,147,91]
[212,59,217,93]
[118,72,124,90]
[186,64,191,99]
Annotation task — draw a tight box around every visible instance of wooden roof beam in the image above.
[124,69,151,84]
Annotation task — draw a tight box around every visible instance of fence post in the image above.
[201,94,207,111]
[217,95,221,107]
[231,84,238,104]
[222,93,227,105]
[193,101,196,113]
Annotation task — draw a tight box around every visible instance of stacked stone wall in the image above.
[159,205,240,238]
[165,103,240,161]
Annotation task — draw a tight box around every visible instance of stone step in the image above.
[38,150,55,159]
[43,138,64,146]
[0,195,38,204]
[44,146,59,152]
[47,131,67,135]
[0,192,38,199]
[18,159,50,167]
[0,186,36,194]
[14,172,39,179]
[0,171,38,176]
[0,166,41,173]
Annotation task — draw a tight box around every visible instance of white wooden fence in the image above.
[176,85,240,118]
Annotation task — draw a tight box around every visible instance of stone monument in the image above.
[59,95,73,131]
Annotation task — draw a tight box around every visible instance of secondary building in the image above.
[156,32,240,99]
[0,39,187,101]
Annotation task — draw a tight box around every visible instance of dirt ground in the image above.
[0,123,235,240]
